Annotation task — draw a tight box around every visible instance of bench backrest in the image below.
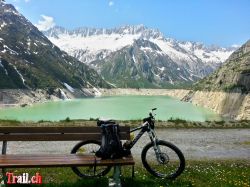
[0,127,130,141]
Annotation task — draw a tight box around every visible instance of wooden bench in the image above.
[0,126,135,186]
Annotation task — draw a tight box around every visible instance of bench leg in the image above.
[109,166,121,187]
[2,141,7,185]
[132,165,135,179]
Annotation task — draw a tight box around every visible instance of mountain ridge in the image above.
[44,25,237,88]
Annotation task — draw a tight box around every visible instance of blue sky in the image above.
[6,0,250,47]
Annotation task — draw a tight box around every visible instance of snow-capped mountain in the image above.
[44,25,237,87]
[90,39,201,88]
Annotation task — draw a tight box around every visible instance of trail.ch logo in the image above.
[0,172,42,184]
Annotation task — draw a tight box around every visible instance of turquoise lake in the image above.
[0,96,221,122]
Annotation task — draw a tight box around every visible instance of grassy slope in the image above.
[5,161,250,187]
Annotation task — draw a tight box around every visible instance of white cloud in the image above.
[24,0,30,3]
[35,15,55,31]
[108,1,114,6]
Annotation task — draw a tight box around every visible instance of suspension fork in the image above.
[147,129,162,161]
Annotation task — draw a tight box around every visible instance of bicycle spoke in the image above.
[71,141,111,177]
[142,141,185,179]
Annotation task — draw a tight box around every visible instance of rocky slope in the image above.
[44,25,237,88]
[194,40,250,93]
[0,2,109,91]
[91,39,200,88]
[0,88,101,108]
[99,88,190,100]
[186,40,250,120]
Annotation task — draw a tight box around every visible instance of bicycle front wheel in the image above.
[141,140,185,179]
[71,140,112,178]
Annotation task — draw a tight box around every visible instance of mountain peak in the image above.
[45,24,165,40]
[0,2,20,16]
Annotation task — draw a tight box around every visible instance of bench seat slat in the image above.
[0,154,135,168]
[0,127,130,133]
[0,132,129,141]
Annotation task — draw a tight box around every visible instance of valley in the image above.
[0,1,249,121]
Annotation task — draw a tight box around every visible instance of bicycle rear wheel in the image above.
[141,140,185,179]
[71,140,112,178]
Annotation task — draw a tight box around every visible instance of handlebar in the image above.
[149,108,157,118]
[142,108,157,128]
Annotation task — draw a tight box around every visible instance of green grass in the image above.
[3,160,250,187]
[239,141,250,146]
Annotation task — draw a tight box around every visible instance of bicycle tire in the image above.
[71,140,112,178]
[141,140,185,179]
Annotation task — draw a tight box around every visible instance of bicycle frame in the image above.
[128,121,164,162]
[129,121,157,148]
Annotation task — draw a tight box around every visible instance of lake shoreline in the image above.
[0,94,222,122]
[99,88,190,100]
[0,88,190,109]
[0,119,249,129]
[1,88,249,121]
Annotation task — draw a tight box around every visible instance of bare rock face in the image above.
[236,94,250,120]
[188,40,250,120]
[188,91,250,120]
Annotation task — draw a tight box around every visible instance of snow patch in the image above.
[3,45,18,55]
[0,22,7,30]
[24,60,34,64]
[140,46,153,53]
[13,65,26,86]
[168,76,174,85]
[36,40,48,46]
[186,68,202,78]
[63,83,75,93]
[4,7,21,16]
[27,38,31,50]
[158,67,165,72]
[150,39,194,63]
[59,89,68,100]
[48,33,141,63]
[189,76,194,81]
[106,81,117,88]
[0,60,8,75]
[1,49,6,53]
[179,75,188,81]
[132,54,137,63]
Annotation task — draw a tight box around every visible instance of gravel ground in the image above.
[2,128,250,160]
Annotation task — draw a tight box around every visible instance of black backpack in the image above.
[95,123,130,159]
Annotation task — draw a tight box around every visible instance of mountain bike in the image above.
[71,108,185,179]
